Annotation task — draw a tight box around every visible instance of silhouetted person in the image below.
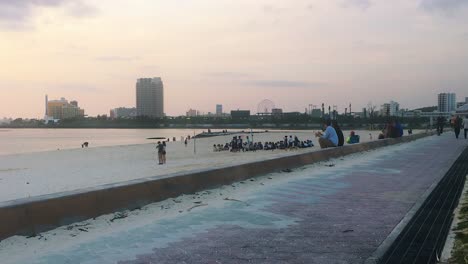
[436,116,445,135]
[464,116,468,139]
[453,115,462,139]
[332,120,344,146]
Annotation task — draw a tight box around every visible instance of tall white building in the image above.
[136,78,164,118]
[438,93,456,113]
[216,104,223,115]
[381,101,400,117]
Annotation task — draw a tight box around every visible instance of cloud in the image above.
[244,80,327,89]
[206,72,254,79]
[64,1,98,17]
[51,83,104,93]
[420,0,468,15]
[0,0,97,29]
[342,0,372,10]
[205,72,326,89]
[94,56,140,62]
[262,5,286,14]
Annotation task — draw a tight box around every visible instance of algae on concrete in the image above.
[448,180,468,264]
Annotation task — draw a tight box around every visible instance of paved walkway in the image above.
[1,133,467,264]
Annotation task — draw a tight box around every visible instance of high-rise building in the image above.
[216,104,223,115]
[438,93,456,112]
[380,101,400,117]
[186,109,199,117]
[46,97,85,120]
[136,77,164,118]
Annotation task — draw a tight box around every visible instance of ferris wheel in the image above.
[257,99,275,114]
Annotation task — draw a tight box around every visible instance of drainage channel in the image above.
[381,147,468,264]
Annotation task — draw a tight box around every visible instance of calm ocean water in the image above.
[0,128,419,156]
[0,129,206,155]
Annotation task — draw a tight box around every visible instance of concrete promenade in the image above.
[1,133,466,264]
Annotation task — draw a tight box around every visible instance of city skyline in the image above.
[1,0,468,118]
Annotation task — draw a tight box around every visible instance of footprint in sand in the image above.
[0,168,28,173]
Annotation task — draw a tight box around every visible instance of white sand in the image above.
[0,136,433,264]
[0,130,418,203]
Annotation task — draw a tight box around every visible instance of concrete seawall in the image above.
[0,132,433,241]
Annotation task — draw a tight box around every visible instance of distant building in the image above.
[380,101,400,117]
[271,108,283,116]
[110,107,137,119]
[310,109,322,118]
[186,109,199,117]
[46,96,84,120]
[231,110,250,119]
[216,104,223,115]
[438,93,456,112]
[136,77,164,118]
[457,102,466,108]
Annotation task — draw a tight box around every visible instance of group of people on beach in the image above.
[214,135,314,152]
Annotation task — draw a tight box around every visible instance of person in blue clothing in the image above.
[346,131,360,144]
[394,120,404,138]
[315,119,338,148]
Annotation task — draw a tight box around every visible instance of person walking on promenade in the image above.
[315,119,338,149]
[437,115,445,135]
[453,115,462,139]
[464,115,468,139]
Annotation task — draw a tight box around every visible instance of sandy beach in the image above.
[0,130,420,203]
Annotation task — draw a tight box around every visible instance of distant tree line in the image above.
[1,114,430,130]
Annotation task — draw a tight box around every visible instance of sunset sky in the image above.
[1,0,468,118]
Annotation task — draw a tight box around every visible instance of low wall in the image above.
[0,132,433,241]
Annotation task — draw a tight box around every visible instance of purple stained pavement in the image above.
[10,134,468,264]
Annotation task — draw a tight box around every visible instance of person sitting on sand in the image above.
[378,131,385,140]
[81,142,89,148]
[213,144,218,152]
[346,131,360,144]
[315,119,338,149]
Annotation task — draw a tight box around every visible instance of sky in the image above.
[1,0,468,118]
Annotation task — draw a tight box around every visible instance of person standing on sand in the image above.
[184,138,188,147]
[156,141,164,165]
[161,143,167,164]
